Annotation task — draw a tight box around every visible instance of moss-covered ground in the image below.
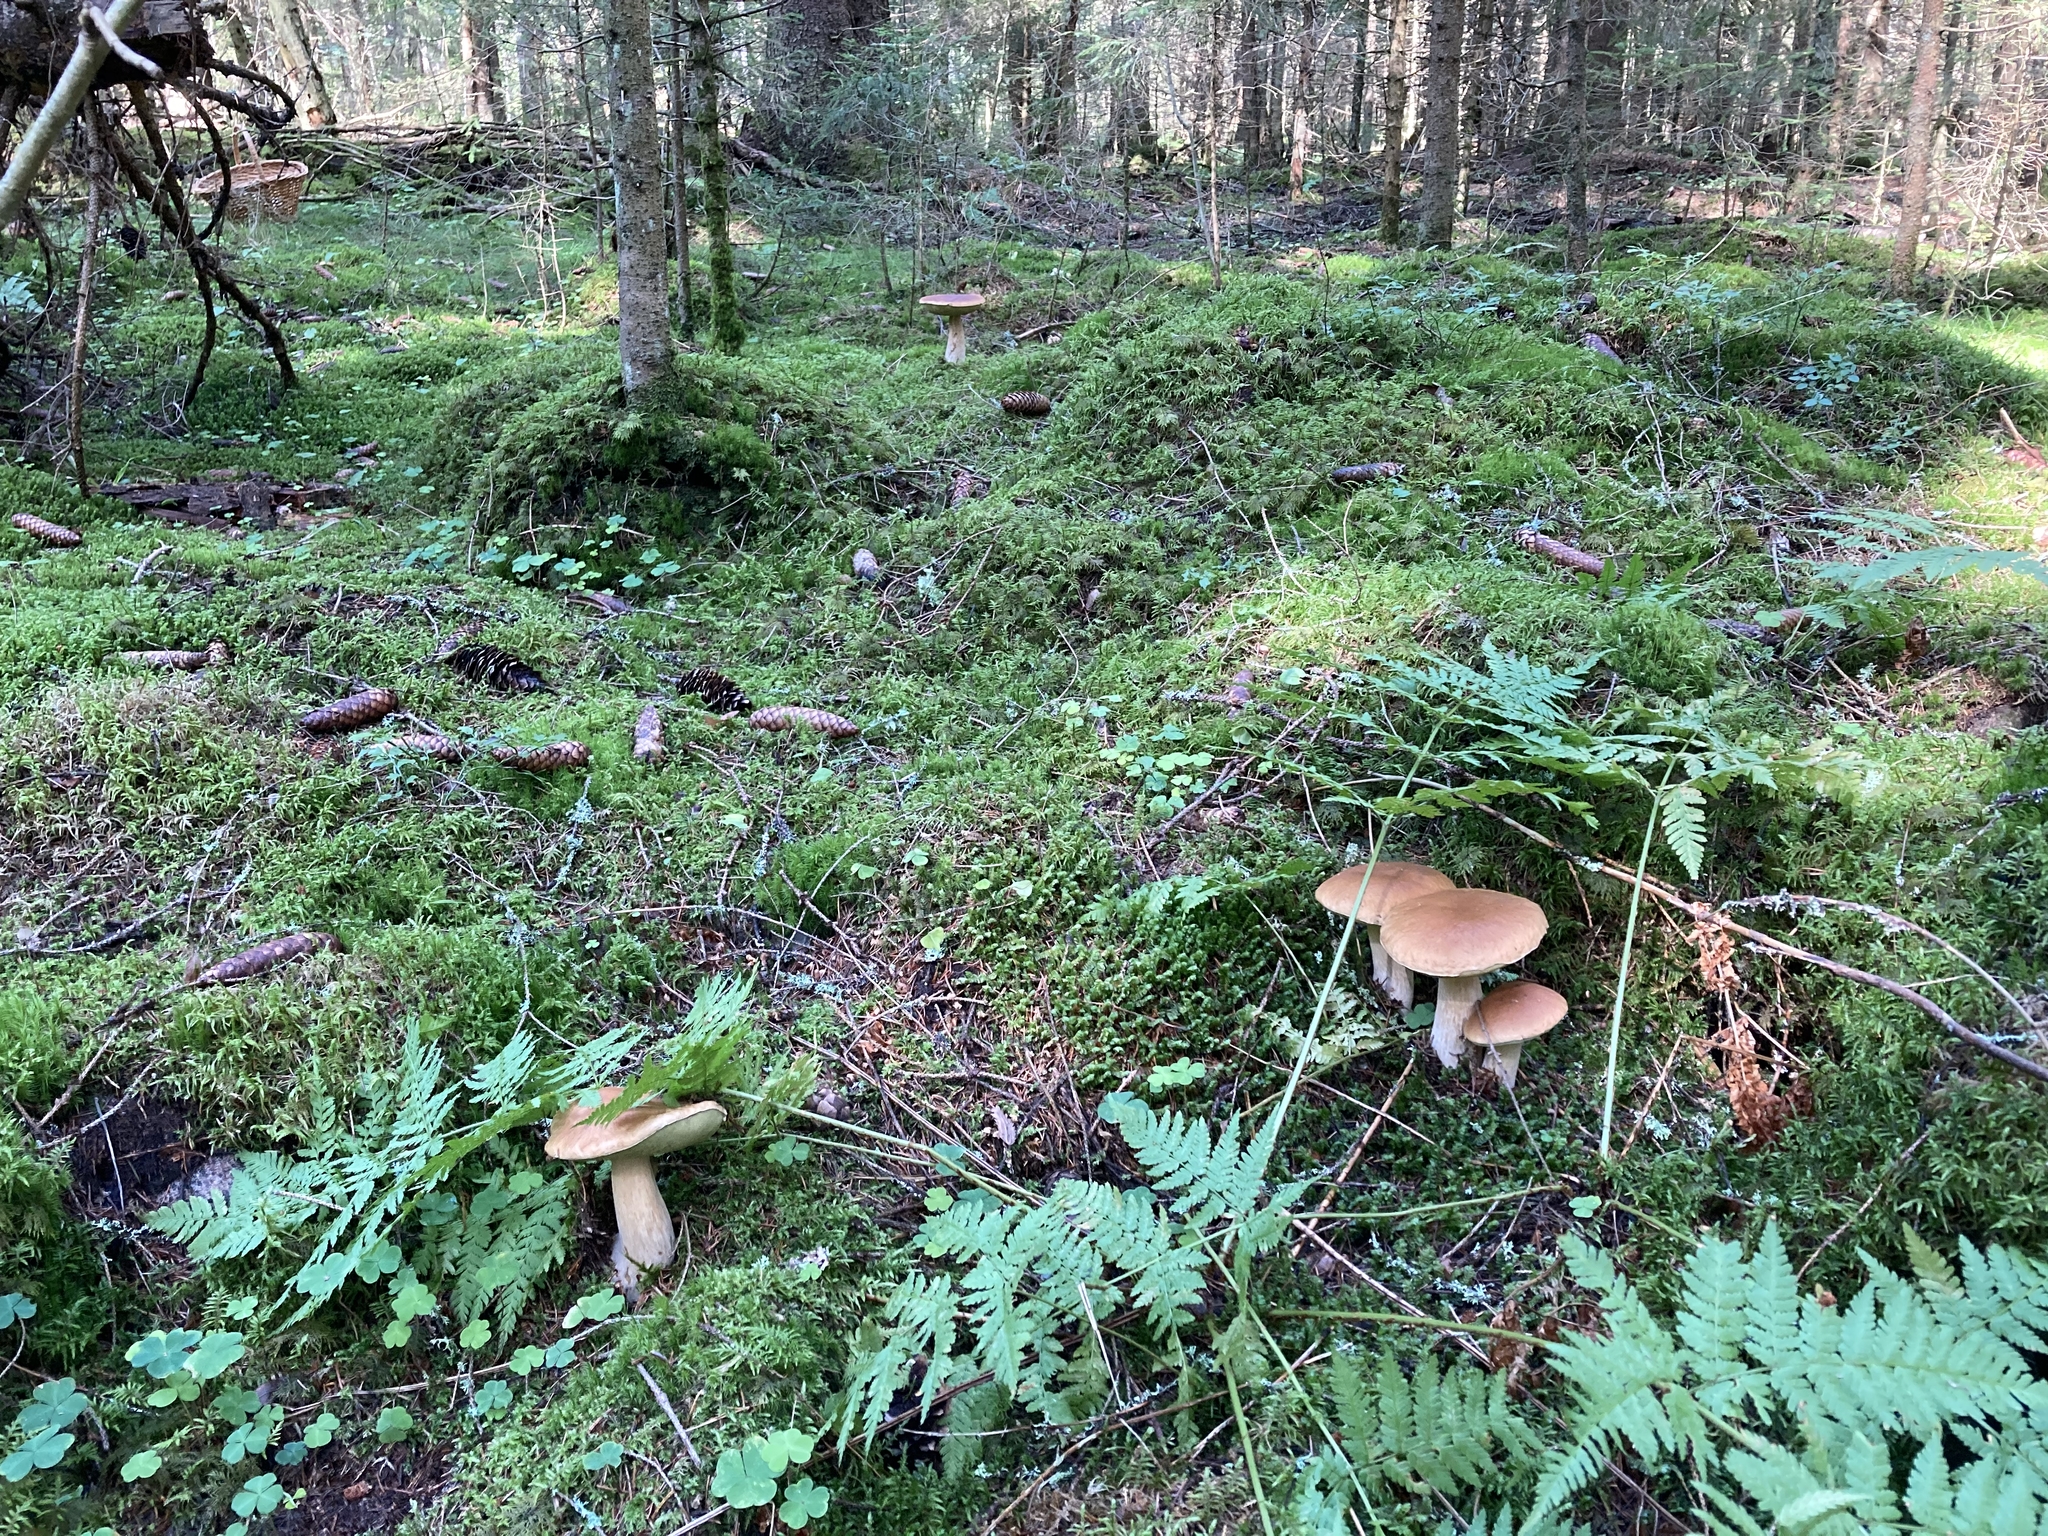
[6,184,2048,1533]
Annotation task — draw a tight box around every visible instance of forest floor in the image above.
[7,168,2048,1535]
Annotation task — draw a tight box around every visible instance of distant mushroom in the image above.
[1313,861,1454,1008]
[919,293,985,364]
[1462,980,1567,1091]
[545,1089,725,1292]
[1379,888,1549,1068]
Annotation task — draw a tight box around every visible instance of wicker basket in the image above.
[190,157,311,222]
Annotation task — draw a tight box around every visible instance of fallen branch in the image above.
[0,0,148,229]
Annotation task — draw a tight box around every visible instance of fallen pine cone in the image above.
[633,704,666,765]
[999,390,1053,417]
[1330,462,1404,484]
[750,706,860,739]
[386,732,471,763]
[492,740,591,772]
[195,932,338,986]
[1513,528,1608,576]
[852,548,882,583]
[676,666,752,716]
[120,647,213,671]
[948,468,979,506]
[11,512,81,547]
[1582,333,1624,363]
[302,688,399,734]
[204,638,232,668]
[442,642,546,693]
[573,591,634,616]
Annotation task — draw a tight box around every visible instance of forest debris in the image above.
[749,705,861,738]
[385,733,470,762]
[675,666,752,715]
[573,591,633,616]
[492,740,591,772]
[97,478,350,527]
[11,511,82,546]
[1513,528,1609,575]
[119,646,214,671]
[1330,462,1404,484]
[302,688,400,734]
[442,642,546,692]
[1999,409,2047,469]
[948,469,981,506]
[1711,1018,1799,1147]
[633,704,666,765]
[195,932,339,986]
[1000,390,1053,417]
[852,548,881,583]
[1583,334,1624,363]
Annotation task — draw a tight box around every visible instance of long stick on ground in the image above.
[0,0,148,229]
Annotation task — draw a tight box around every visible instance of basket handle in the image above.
[236,126,259,166]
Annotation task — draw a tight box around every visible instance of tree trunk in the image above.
[222,4,253,66]
[1038,0,1081,151]
[1288,0,1315,201]
[1379,0,1413,241]
[1235,0,1267,167]
[688,0,743,353]
[515,20,544,126]
[606,0,673,393]
[1888,0,1942,293]
[460,0,504,122]
[668,0,693,331]
[1561,0,1590,269]
[1348,23,1367,153]
[1417,0,1463,243]
[267,0,334,126]
[1004,18,1032,139]
[1459,0,1494,206]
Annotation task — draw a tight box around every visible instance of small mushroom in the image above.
[1379,888,1549,1068]
[918,292,985,364]
[1462,980,1568,1091]
[1313,861,1454,1009]
[545,1088,725,1292]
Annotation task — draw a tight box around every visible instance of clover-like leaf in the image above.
[126,1328,204,1379]
[353,1241,403,1283]
[391,1283,437,1323]
[146,1376,200,1408]
[710,1443,778,1509]
[15,1379,87,1434]
[120,1448,163,1482]
[212,1387,262,1425]
[756,1428,815,1476]
[458,1319,491,1350]
[765,1136,809,1166]
[301,1412,340,1450]
[472,1381,513,1418]
[779,1476,831,1530]
[374,1405,413,1443]
[562,1287,624,1329]
[543,1338,576,1369]
[0,1426,73,1481]
[581,1440,624,1472]
[294,1252,354,1298]
[273,1440,308,1467]
[183,1331,247,1381]
[381,1320,413,1349]
[231,1472,288,1518]
[0,1295,34,1328]
[506,1345,547,1376]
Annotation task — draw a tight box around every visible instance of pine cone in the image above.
[302,688,399,734]
[676,666,752,715]
[948,469,977,506]
[387,732,470,762]
[633,704,666,765]
[195,932,338,985]
[492,740,591,772]
[749,706,860,739]
[11,512,81,547]
[852,548,882,583]
[1329,462,1405,484]
[204,638,232,668]
[999,390,1053,417]
[1513,528,1607,575]
[120,648,212,671]
[443,642,546,692]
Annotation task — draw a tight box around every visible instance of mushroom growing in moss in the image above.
[545,1089,725,1292]
[1379,888,1548,1068]
[1462,980,1567,1091]
[918,293,985,364]
[1313,861,1454,1008]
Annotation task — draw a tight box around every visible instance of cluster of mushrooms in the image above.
[1315,861,1566,1088]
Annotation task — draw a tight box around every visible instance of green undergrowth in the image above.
[3,200,2048,1534]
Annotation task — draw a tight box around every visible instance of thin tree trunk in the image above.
[460,0,504,122]
[1888,0,1942,292]
[1289,0,1316,201]
[1460,0,1495,207]
[1235,0,1266,166]
[516,20,544,126]
[668,0,694,331]
[688,0,743,353]
[607,0,673,392]
[69,109,104,495]
[574,12,608,256]
[1380,0,1414,240]
[267,0,335,126]
[1418,0,1464,243]
[222,4,254,66]
[1561,0,1590,269]
[1206,0,1227,286]
[1348,24,1367,154]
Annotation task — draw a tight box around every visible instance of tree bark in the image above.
[266,0,334,126]
[222,3,254,66]
[68,107,104,494]
[515,20,543,126]
[1888,0,1942,293]
[1235,0,1267,167]
[0,0,146,231]
[1039,0,1081,151]
[688,0,743,353]
[1560,0,1590,269]
[1379,0,1413,241]
[1459,0,1494,207]
[1417,0,1463,243]
[668,0,693,331]
[1288,0,1315,201]
[606,0,673,393]
[460,0,503,122]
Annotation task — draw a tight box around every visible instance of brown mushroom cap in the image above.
[918,292,986,317]
[544,1087,726,1162]
[1464,981,1568,1046]
[1314,861,1454,924]
[1379,888,1548,979]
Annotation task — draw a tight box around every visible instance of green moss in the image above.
[1594,600,1726,699]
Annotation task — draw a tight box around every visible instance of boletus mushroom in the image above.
[1462,980,1567,1091]
[1313,861,1454,1008]
[1378,888,1548,1068]
[545,1088,725,1292]
[918,292,985,364]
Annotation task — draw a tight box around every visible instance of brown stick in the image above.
[1291,1051,1416,1256]
[68,108,105,494]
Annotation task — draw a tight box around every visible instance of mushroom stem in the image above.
[1368,931,1393,992]
[608,1153,676,1278]
[943,314,968,364]
[1480,1040,1525,1090]
[1431,975,1484,1066]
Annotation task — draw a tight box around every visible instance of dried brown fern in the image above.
[492,741,591,772]
[11,512,81,547]
[302,688,400,734]
[195,932,338,985]
[749,706,860,738]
